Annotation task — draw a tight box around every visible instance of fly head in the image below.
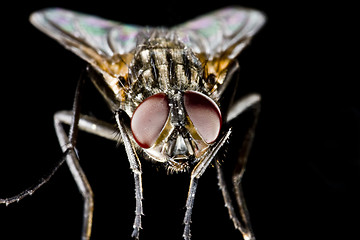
[130,89,222,173]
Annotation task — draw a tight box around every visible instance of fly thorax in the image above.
[128,37,204,107]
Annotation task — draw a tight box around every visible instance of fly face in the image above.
[131,89,222,172]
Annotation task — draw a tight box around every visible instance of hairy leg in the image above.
[115,110,143,239]
[183,129,232,240]
[217,93,261,240]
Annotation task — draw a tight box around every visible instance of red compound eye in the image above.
[131,93,170,148]
[184,91,222,143]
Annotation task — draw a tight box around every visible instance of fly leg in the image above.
[53,111,119,240]
[55,119,94,240]
[0,112,118,204]
[54,112,120,240]
[0,92,118,236]
[216,93,261,240]
[115,110,143,239]
[54,110,118,142]
[52,71,98,240]
[183,129,232,240]
[0,155,67,206]
[0,68,119,239]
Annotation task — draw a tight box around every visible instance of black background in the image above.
[0,1,358,240]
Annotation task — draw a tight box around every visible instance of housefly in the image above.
[1,6,265,240]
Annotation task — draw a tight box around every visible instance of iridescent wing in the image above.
[30,8,150,110]
[173,7,266,60]
[173,7,266,97]
[30,7,265,103]
[30,8,144,76]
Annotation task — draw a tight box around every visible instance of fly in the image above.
[0,6,266,240]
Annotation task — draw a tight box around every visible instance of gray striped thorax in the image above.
[128,36,204,104]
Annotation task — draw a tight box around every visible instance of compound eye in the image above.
[184,91,222,143]
[131,93,170,149]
